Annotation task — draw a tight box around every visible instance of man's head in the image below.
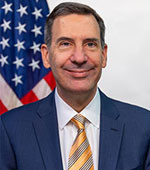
[41,2,107,106]
[44,2,105,49]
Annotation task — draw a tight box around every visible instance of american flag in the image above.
[0,0,56,115]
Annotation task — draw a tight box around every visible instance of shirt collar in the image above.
[55,88,100,130]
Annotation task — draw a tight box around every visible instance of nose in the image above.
[70,45,87,65]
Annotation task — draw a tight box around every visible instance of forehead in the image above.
[51,14,100,39]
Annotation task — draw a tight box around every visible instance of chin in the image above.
[56,78,98,95]
[67,85,96,94]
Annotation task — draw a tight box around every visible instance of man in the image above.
[0,2,150,170]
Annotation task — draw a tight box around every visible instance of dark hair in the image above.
[44,2,105,48]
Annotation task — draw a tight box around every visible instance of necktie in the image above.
[68,114,94,170]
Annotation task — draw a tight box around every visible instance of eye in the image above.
[62,42,70,46]
[87,42,96,47]
[59,41,71,48]
[85,41,97,49]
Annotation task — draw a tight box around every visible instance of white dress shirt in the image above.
[55,88,101,170]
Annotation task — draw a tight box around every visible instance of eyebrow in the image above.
[83,38,100,44]
[56,37,100,44]
[56,37,74,44]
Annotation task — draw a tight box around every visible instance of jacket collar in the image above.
[34,89,124,170]
[99,90,124,170]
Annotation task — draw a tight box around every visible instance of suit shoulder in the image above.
[112,98,149,113]
[100,90,150,116]
[0,94,51,123]
[110,97,150,120]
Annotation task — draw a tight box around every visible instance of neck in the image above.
[56,87,97,113]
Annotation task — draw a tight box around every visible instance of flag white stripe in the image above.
[32,78,52,99]
[0,74,23,110]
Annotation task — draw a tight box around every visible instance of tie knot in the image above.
[71,114,86,130]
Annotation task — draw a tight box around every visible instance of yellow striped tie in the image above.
[68,114,94,170]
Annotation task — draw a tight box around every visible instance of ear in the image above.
[41,44,51,68]
[101,44,108,68]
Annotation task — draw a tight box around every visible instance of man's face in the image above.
[41,14,107,96]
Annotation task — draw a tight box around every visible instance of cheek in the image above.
[53,53,72,68]
[87,52,101,66]
[49,54,66,73]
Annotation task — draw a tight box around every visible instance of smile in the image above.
[64,68,93,78]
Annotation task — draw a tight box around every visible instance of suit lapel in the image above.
[33,91,63,170]
[98,91,124,170]
[32,89,124,170]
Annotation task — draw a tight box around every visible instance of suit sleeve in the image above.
[0,117,17,170]
[144,137,150,169]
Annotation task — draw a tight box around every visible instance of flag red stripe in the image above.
[44,71,56,90]
[0,100,8,115]
[21,90,38,105]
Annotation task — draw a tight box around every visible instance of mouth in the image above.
[64,68,94,78]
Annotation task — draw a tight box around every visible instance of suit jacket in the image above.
[0,90,150,170]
